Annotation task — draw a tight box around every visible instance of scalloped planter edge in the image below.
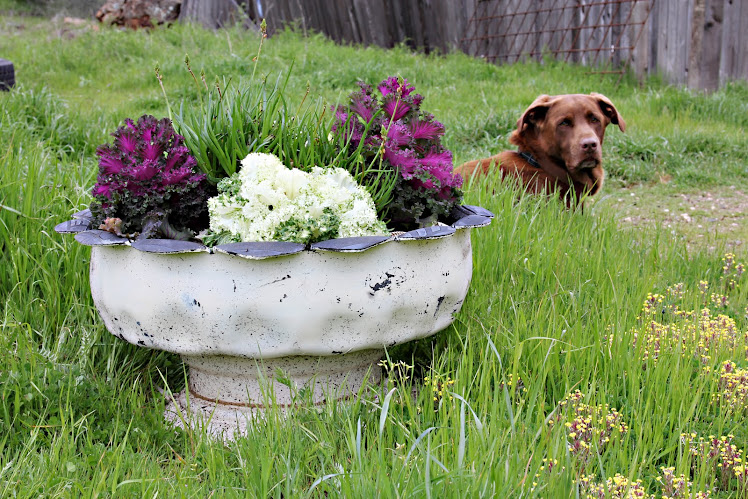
[58,205,493,439]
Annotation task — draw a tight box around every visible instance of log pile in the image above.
[95,0,181,29]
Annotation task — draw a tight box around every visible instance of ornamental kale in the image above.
[205,152,387,245]
[90,115,212,239]
[333,76,463,230]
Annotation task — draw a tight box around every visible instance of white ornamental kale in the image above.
[206,153,388,244]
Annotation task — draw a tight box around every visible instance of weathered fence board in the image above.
[639,0,748,89]
[249,0,476,53]
[240,0,748,90]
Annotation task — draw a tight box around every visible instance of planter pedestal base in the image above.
[57,203,493,439]
[164,349,383,438]
[68,213,494,438]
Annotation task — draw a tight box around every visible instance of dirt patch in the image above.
[603,184,748,253]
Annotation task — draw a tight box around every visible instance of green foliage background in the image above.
[0,16,747,497]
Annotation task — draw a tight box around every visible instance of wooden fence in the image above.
[241,0,477,53]
[240,0,748,90]
[644,0,748,90]
[461,0,649,74]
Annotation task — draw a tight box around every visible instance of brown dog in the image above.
[455,93,625,206]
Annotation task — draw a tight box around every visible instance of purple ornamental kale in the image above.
[90,115,212,239]
[333,77,462,230]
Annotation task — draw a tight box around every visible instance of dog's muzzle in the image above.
[577,159,599,170]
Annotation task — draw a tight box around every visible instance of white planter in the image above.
[58,206,492,437]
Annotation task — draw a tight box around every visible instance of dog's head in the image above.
[509,93,625,195]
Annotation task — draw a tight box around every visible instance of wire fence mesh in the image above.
[461,0,653,79]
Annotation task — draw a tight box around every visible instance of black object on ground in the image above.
[0,59,15,91]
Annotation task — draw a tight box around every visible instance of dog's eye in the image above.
[589,116,600,123]
[559,119,571,127]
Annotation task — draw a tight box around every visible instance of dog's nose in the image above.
[581,138,598,152]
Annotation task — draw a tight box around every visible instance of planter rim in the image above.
[75,203,492,435]
[88,223,478,359]
[55,204,494,257]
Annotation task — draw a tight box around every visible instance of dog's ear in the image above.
[510,95,554,147]
[517,94,553,131]
[591,93,626,132]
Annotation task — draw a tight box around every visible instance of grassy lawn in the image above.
[1,15,747,497]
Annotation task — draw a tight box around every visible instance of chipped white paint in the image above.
[164,349,383,438]
[90,229,474,438]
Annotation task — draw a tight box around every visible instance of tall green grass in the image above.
[3,18,746,189]
[0,18,746,497]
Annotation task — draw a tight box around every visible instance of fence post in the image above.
[687,0,706,89]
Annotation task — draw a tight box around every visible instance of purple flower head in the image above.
[334,107,349,126]
[115,132,138,154]
[384,121,411,148]
[451,172,464,189]
[143,141,164,161]
[141,127,153,144]
[164,146,190,172]
[162,165,194,186]
[421,149,463,192]
[155,119,174,142]
[420,149,452,169]
[90,114,211,238]
[384,147,419,178]
[377,77,398,97]
[357,81,374,94]
[182,155,198,172]
[418,177,435,190]
[331,105,366,146]
[131,161,159,181]
[188,171,207,185]
[333,76,463,229]
[410,119,444,141]
[377,77,415,98]
[383,97,411,121]
[97,150,125,175]
[349,90,376,123]
[92,183,112,199]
